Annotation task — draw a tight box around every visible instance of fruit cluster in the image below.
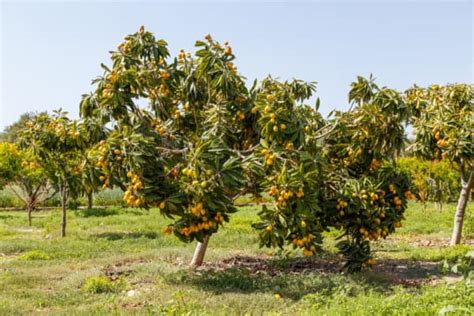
[122,171,145,207]
[179,220,216,237]
[268,185,305,208]
[261,149,276,166]
[21,160,41,171]
[291,233,317,256]
[172,201,226,239]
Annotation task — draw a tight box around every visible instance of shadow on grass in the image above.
[77,208,119,218]
[163,255,451,300]
[92,231,160,240]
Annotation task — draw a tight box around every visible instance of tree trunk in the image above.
[450,163,473,246]
[27,190,37,226]
[87,192,93,210]
[190,236,210,267]
[28,207,32,226]
[61,185,67,238]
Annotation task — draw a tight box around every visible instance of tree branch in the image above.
[314,123,337,140]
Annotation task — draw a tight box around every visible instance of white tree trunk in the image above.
[190,236,210,267]
[450,162,473,246]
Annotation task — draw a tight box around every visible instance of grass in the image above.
[0,202,472,315]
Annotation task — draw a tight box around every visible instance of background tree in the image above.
[0,112,46,142]
[406,83,473,245]
[20,111,85,236]
[0,142,18,189]
[0,142,52,225]
[396,157,461,210]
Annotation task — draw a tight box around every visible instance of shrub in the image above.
[82,276,125,294]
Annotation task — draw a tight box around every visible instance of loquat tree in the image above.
[252,75,414,271]
[80,27,258,266]
[0,142,52,225]
[406,83,473,245]
[323,76,414,271]
[20,111,86,236]
[0,142,19,190]
[0,112,47,143]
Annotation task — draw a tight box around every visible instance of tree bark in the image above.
[87,191,93,210]
[61,185,67,238]
[450,162,473,246]
[27,190,37,226]
[28,206,32,226]
[190,236,210,267]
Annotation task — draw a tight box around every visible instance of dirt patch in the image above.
[162,255,190,268]
[103,266,133,280]
[413,238,474,248]
[120,301,146,309]
[384,235,474,248]
[196,255,342,276]
[112,257,149,267]
[102,257,149,280]
[370,259,454,287]
[192,255,457,287]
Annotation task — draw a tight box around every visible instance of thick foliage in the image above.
[254,76,414,271]
[406,84,473,163]
[252,78,326,256]
[0,143,45,190]
[0,142,22,189]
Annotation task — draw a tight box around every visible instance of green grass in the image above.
[0,202,472,315]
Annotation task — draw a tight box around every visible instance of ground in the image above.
[0,202,473,315]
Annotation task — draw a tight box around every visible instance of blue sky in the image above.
[1,1,472,130]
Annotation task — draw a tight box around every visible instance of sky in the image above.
[0,0,472,130]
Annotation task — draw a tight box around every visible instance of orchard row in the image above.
[1,27,472,271]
